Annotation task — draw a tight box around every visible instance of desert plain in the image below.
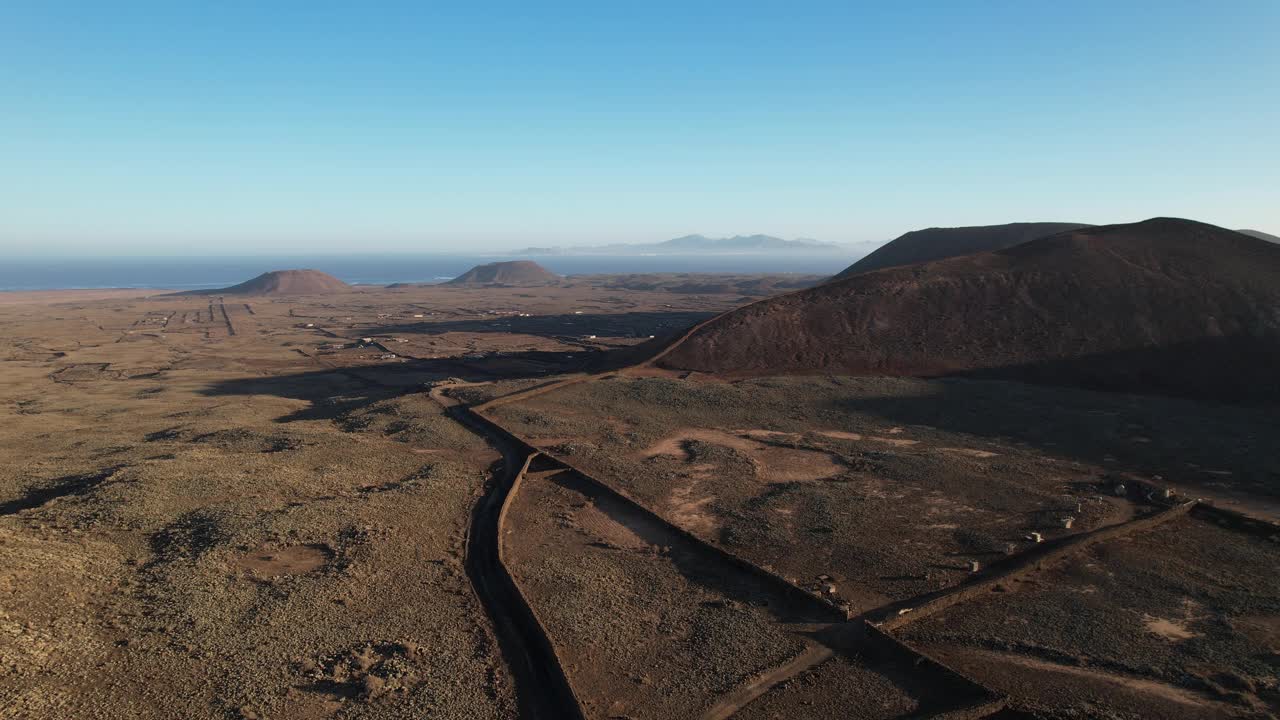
[0,273,1277,720]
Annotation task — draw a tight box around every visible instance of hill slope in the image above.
[1238,229,1280,244]
[173,269,351,296]
[658,219,1280,402]
[446,261,559,285]
[836,222,1092,278]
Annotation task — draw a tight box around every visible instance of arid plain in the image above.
[1,268,1277,720]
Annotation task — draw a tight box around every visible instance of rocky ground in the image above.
[0,283,747,719]
[2,280,1277,719]
[485,372,1280,718]
[732,655,922,720]
[487,374,1262,609]
[503,465,819,720]
[902,516,1280,718]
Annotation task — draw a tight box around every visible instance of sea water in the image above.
[0,254,858,291]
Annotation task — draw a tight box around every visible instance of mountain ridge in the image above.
[657,217,1280,403]
[514,234,865,256]
[1238,229,1280,244]
[836,222,1092,278]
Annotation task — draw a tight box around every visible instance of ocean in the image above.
[0,254,858,292]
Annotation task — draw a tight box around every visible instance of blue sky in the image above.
[1,1,1276,255]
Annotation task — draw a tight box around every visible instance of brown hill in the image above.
[446,261,559,286]
[836,222,1091,278]
[657,219,1280,403]
[173,269,351,296]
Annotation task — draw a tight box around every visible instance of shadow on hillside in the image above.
[831,370,1280,501]
[200,341,663,423]
[956,336,1280,407]
[356,310,714,341]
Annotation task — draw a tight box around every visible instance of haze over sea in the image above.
[0,254,856,292]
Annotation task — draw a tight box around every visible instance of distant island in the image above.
[512,234,867,256]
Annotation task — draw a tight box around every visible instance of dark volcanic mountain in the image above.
[1238,229,1280,244]
[657,219,1280,403]
[836,222,1092,278]
[173,269,351,296]
[446,260,559,285]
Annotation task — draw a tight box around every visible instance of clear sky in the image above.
[1,1,1276,256]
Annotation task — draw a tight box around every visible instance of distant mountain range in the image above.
[513,234,866,256]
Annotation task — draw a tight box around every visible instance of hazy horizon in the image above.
[2,2,1277,256]
[4,233,877,260]
[0,252,858,292]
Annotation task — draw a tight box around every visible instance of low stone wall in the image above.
[861,621,1007,719]
[494,451,537,559]
[1191,502,1280,539]
[443,399,589,720]
[468,406,850,623]
[875,500,1198,632]
[473,373,596,412]
[489,450,589,719]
